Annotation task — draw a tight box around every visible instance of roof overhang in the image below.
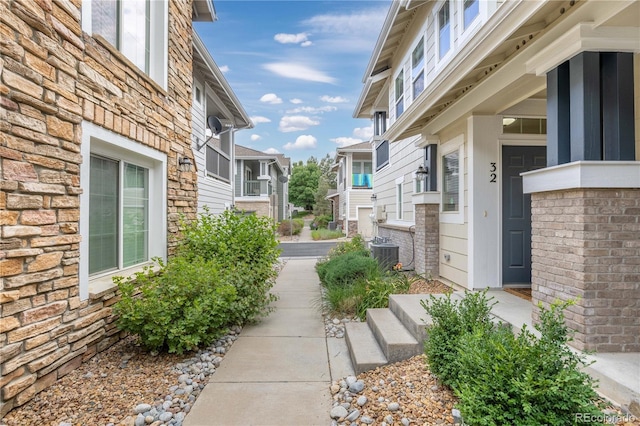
[192,0,216,22]
[192,32,253,130]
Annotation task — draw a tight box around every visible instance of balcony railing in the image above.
[243,180,273,196]
[352,174,372,188]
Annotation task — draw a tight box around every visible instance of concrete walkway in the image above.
[184,257,354,426]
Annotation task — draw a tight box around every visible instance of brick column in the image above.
[531,188,640,352]
[414,203,440,278]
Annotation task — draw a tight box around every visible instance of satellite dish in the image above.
[207,115,223,135]
[278,175,289,183]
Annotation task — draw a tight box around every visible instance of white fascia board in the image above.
[526,23,640,77]
[523,162,640,194]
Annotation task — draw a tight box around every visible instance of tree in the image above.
[318,154,337,189]
[289,159,321,211]
[313,176,333,217]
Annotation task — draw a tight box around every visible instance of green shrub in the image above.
[455,300,603,425]
[421,290,495,388]
[179,208,280,323]
[317,251,378,287]
[355,272,417,321]
[325,234,368,259]
[113,257,236,354]
[312,214,332,229]
[321,280,366,316]
[311,229,344,240]
[277,218,304,236]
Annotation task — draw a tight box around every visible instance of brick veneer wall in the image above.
[531,188,640,352]
[377,224,415,269]
[0,0,197,414]
[235,200,271,219]
[414,204,439,278]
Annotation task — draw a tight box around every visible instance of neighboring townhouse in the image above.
[332,142,375,239]
[355,0,639,353]
[192,32,253,214]
[234,145,290,221]
[0,0,220,413]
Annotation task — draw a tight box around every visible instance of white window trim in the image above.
[80,121,167,300]
[394,70,404,118]
[81,0,168,89]
[411,35,426,100]
[457,0,489,46]
[435,0,454,68]
[440,134,464,224]
[396,176,404,220]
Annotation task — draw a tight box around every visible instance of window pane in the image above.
[395,71,404,102]
[439,1,450,58]
[412,37,424,75]
[363,162,372,174]
[123,163,149,268]
[89,156,119,274]
[376,140,389,170]
[443,151,459,212]
[464,0,479,29]
[413,70,425,99]
[219,155,230,181]
[121,0,149,72]
[397,183,403,219]
[92,0,118,46]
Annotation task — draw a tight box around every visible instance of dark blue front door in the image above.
[502,146,546,284]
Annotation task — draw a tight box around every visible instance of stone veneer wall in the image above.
[0,0,197,414]
[347,220,358,238]
[414,204,439,278]
[377,224,415,269]
[531,188,640,352]
[234,201,271,219]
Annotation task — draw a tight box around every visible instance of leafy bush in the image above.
[113,257,236,354]
[179,208,280,324]
[321,280,366,316]
[316,251,378,288]
[311,229,344,240]
[277,218,304,236]
[114,208,281,354]
[312,214,332,229]
[322,234,369,261]
[355,272,416,321]
[421,290,495,388]
[422,294,604,425]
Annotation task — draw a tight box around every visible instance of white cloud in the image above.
[260,93,283,104]
[290,98,303,104]
[250,134,261,141]
[264,147,281,154]
[320,95,348,103]
[286,105,337,114]
[301,40,313,47]
[274,32,310,44]
[353,125,374,139]
[279,115,320,132]
[250,116,271,124]
[263,62,336,84]
[219,65,230,73]
[331,137,363,148]
[302,7,388,52]
[284,135,317,150]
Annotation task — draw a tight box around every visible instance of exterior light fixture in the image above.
[415,164,429,178]
[371,194,377,202]
[178,156,193,172]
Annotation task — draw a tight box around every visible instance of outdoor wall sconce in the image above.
[371,194,377,202]
[415,164,429,178]
[178,156,193,172]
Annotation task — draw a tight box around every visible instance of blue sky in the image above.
[194,0,390,163]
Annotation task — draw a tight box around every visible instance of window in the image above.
[412,37,425,99]
[438,1,451,59]
[376,140,390,170]
[80,122,166,300]
[442,150,459,212]
[206,146,231,182]
[396,181,403,220]
[502,117,547,134]
[352,161,372,188]
[463,0,479,29]
[395,70,404,118]
[194,85,202,106]
[86,0,168,87]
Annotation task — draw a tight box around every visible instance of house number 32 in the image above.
[489,163,497,183]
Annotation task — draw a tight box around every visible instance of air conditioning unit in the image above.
[375,206,386,222]
[371,241,399,270]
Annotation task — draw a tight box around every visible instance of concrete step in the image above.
[366,308,421,363]
[344,322,387,375]
[388,293,464,342]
